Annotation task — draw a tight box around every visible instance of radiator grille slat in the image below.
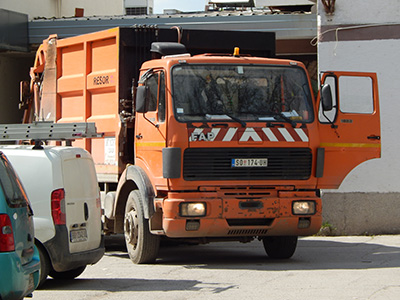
[228,229,269,235]
[183,148,312,181]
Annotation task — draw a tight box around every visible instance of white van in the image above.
[0,145,104,286]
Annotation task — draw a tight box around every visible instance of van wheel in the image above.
[36,242,50,287]
[124,190,160,264]
[49,266,86,280]
[262,236,298,259]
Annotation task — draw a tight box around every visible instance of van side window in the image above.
[0,154,28,208]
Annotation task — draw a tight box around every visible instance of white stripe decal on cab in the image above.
[295,128,309,142]
[278,128,295,142]
[189,127,309,142]
[262,128,278,142]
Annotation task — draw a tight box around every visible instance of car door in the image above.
[0,153,35,265]
[316,71,381,189]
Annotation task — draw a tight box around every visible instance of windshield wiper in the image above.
[207,113,246,127]
[272,112,297,128]
[225,113,246,127]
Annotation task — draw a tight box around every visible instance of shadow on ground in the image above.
[104,235,400,271]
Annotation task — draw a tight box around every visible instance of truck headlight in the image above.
[180,203,206,217]
[292,201,316,215]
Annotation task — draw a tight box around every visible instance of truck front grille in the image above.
[183,147,312,181]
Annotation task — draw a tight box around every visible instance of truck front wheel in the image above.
[262,236,298,259]
[124,190,160,264]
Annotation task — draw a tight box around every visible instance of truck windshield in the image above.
[172,64,313,124]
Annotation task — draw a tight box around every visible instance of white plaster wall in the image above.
[319,0,400,25]
[318,0,400,193]
[125,0,153,7]
[319,40,400,193]
[0,0,57,19]
[60,0,124,17]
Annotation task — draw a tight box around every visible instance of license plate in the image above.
[231,158,268,167]
[70,229,88,243]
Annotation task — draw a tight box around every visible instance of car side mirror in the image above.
[135,85,148,113]
[321,84,333,111]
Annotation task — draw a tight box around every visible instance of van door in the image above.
[316,71,381,189]
[62,150,102,253]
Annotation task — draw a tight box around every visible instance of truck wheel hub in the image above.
[124,210,138,247]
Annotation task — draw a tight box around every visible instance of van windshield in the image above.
[172,64,313,124]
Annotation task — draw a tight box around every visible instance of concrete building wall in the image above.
[318,0,400,234]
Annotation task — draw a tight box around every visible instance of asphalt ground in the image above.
[33,235,400,300]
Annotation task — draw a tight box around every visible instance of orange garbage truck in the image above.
[22,26,381,263]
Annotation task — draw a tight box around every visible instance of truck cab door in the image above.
[135,70,167,186]
[316,71,381,189]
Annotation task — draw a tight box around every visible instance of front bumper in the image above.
[162,190,322,238]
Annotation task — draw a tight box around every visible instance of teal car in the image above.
[0,152,40,300]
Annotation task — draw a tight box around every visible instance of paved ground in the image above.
[33,235,400,300]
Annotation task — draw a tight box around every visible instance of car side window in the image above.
[0,153,28,208]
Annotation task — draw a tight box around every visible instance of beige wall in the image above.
[0,0,124,19]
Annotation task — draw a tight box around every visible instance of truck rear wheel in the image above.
[262,236,298,259]
[124,190,160,264]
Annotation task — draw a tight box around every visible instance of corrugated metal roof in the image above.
[210,0,252,3]
[29,10,317,45]
[256,0,315,6]
[209,0,315,6]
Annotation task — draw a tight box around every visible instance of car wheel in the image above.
[262,236,298,259]
[49,266,86,280]
[124,190,160,264]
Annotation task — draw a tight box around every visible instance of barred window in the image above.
[126,7,147,15]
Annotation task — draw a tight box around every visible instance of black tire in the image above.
[49,265,86,280]
[124,190,160,264]
[262,236,298,259]
[36,242,50,288]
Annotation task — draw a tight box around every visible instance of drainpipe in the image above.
[55,0,62,18]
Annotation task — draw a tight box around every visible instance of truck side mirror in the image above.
[135,85,148,113]
[321,84,333,111]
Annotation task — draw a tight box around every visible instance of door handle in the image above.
[84,203,89,221]
[136,134,143,139]
[367,135,380,140]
